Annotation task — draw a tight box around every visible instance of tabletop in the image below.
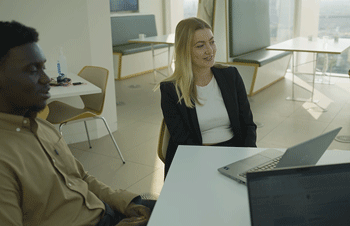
[128,34,175,45]
[147,145,350,226]
[266,37,350,54]
[48,72,101,99]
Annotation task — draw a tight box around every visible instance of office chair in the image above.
[37,105,50,120]
[46,66,125,164]
[157,118,170,164]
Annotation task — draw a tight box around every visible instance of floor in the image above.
[68,68,350,197]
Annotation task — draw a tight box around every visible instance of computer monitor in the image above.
[247,163,350,226]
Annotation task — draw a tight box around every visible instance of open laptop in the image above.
[246,162,350,226]
[217,127,341,184]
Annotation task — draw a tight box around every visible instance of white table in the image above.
[266,37,350,104]
[48,72,101,99]
[148,145,350,226]
[129,34,175,83]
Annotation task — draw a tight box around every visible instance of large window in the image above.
[269,0,295,45]
[183,0,198,19]
[317,0,350,75]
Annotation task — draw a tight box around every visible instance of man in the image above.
[0,21,153,226]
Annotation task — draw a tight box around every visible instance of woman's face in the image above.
[191,28,216,70]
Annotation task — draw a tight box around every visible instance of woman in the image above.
[159,17,257,178]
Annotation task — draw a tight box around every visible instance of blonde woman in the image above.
[160,17,257,178]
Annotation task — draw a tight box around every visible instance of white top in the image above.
[195,77,234,144]
[147,146,350,226]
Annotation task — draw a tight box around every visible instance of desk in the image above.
[129,34,174,83]
[266,37,350,104]
[148,145,350,226]
[48,72,101,99]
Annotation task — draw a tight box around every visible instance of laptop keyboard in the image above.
[239,156,283,178]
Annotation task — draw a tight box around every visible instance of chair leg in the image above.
[98,116,126,164]
[84,121,92,149]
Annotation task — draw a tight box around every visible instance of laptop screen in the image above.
[247,163,350,226]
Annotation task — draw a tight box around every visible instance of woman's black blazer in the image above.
[160,66,257,177]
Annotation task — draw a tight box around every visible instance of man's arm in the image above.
[0,162,23,226]
[75,158,140,215]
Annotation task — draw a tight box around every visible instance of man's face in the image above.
[0,42,50,116]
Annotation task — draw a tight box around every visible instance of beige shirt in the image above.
[0,112,139,226]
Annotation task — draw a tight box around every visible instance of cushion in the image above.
[232,49,291,67]
[111,15,158,46]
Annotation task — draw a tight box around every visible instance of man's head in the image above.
[0,21,50,117]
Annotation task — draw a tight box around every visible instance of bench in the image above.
[212,0,291,96]
[111,14,172,80]
[229,48,291,96]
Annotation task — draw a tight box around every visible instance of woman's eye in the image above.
[196,45,204,48]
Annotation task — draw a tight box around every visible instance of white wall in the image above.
[0,0,118,144]
[294,0,321,73]
[167,0,184,34]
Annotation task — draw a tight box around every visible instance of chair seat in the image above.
[47,101,100,124]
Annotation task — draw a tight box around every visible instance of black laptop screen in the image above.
[247,163,350,226]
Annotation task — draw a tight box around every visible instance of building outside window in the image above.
[317,0,350,75]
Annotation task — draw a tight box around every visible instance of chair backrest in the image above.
[157,118,170,164]
[37,105,50,120]
[228,0,270,57]
[78,66,109,114]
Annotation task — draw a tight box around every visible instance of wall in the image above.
[0,0,118,144]
[294,0,321,73]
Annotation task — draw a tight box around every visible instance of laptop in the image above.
[217,127,341,184]
[246,163,350,226]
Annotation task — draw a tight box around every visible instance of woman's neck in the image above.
[193,67,213,87]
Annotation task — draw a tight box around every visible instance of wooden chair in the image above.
[37,105,50,120]
[46,66,125,163]
[157,118,170,164]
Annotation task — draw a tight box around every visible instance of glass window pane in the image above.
[269,0,295,45]
[317,0,350,75]
[183,0,198,19]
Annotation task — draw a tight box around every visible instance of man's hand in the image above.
[117,203,151,226]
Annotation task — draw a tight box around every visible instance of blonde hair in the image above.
[156,17,212,108]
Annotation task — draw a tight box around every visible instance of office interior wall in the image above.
[0,0,118,144]
[294,0,321,74]
[169,0,184,34]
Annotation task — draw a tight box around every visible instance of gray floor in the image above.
[68,69,350,196]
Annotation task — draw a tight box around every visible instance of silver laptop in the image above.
[217,127,341,184]
[247,162,350,226]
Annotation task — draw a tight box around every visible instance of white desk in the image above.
[129,34,175,83]
[48,72,101,99]
[148,145,350,226]
[266,37,350,104]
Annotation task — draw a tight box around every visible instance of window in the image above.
[269,0,295,45]
[183,0,198,19]
[316,0,350,75]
